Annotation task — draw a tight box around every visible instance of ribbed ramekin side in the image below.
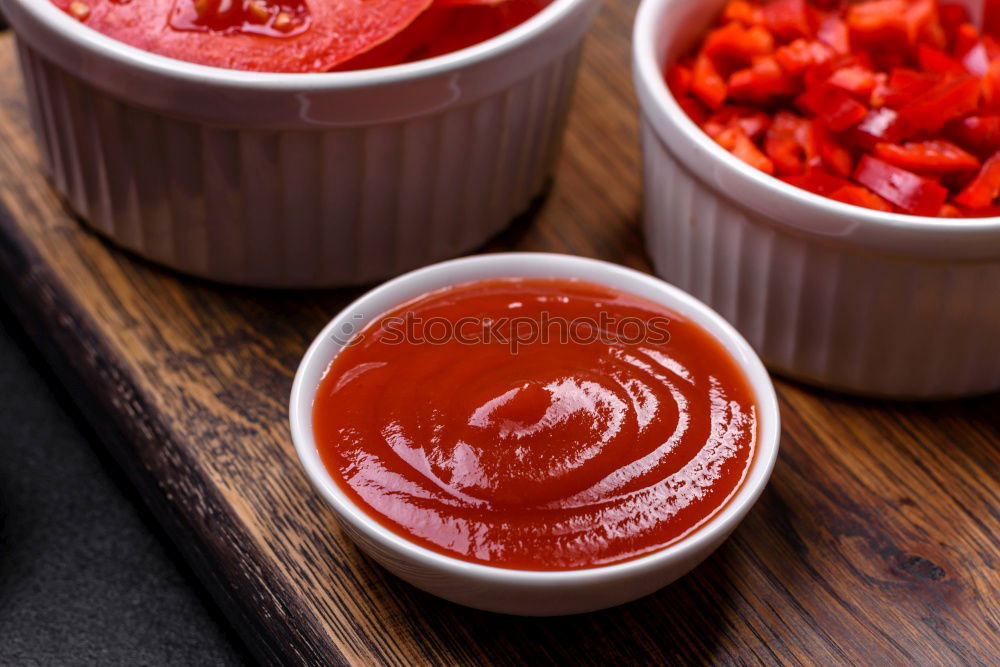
[14,40,584,287]
[641,121,1000,398]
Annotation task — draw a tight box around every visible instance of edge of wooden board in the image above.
[0,200,343,666]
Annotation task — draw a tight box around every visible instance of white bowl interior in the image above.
[290,252,780,585]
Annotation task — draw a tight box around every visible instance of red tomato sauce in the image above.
[668,0,1000,217]
[52,0,548,72]
[312,278,758,570]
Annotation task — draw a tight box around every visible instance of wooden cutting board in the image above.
[0,5,997,663]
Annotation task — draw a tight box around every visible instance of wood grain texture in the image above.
[0,3,998,663]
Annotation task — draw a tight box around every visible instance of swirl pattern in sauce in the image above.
[313,278,757,570]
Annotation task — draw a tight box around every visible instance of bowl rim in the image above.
[288,252,780,584]
[4,0,592,89]
[631,0,1000,236]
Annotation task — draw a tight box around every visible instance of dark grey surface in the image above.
[0,302,248,665]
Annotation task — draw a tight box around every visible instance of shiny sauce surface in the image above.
[312,278,758,570]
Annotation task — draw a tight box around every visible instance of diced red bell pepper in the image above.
[797,83,868,131]
[728,55,797,103]
[981,60,1000,111]
[703,106,772,139]
[937,2,969,33]
[704,21,775,69]
[953,23,981,60]
[828,183,895,210]
[677,95,710,125]
[722,0,764,25]
[828,64,877,98]
[957,203,1000,215]
[881,67,941,106]
[853,155,949,215]
[762,0,812,41]
[715,126,776,174]
[765,110,814,174]
[915,0,948,52]
[667,64,692,96]
[846,0,909,42]
[905,0,940,46]
[943,115,1000,154]
[774,38,835,75]
[846,0,937,46]
[850,107,906,148]
[984,0,1000,40]
[938,202,962,216]
[917,44,967,75]
[812,121,854,176]
[817,14,850,54]
[868,72,890,106]
[691,51,729,109]
[872,139,980,173]
[953,150,1000,207]
[782,169,849,195]
[899,74,980,133]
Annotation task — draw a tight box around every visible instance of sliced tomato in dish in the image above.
[333,6,454,70]
[55,0,434,72]
[412,0,548,60]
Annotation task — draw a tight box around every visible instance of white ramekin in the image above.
[1,0,600,287]
[633,0,1000,399]
[289,252,780,615]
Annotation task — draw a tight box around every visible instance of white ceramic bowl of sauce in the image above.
[290,253,780,615]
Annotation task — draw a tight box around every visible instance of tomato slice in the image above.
[56,0,434,72]
[333,5,453,70]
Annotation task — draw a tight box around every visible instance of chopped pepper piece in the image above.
[953,150,1000,208]
[704,21,775,68]
[828,183,895,210]
[775,38,835,74]
[898,74,980,132]
[782,169,849,195]
[797,84,868,131]
[691,52,729,109]
[765,110,814,174]
[728,55,797,102]
[854,155,948,214]
[872,139,980,173]
[715,126,776,173]
[762,0,811,41]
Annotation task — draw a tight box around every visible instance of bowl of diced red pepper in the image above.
[660,0,1000,217]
